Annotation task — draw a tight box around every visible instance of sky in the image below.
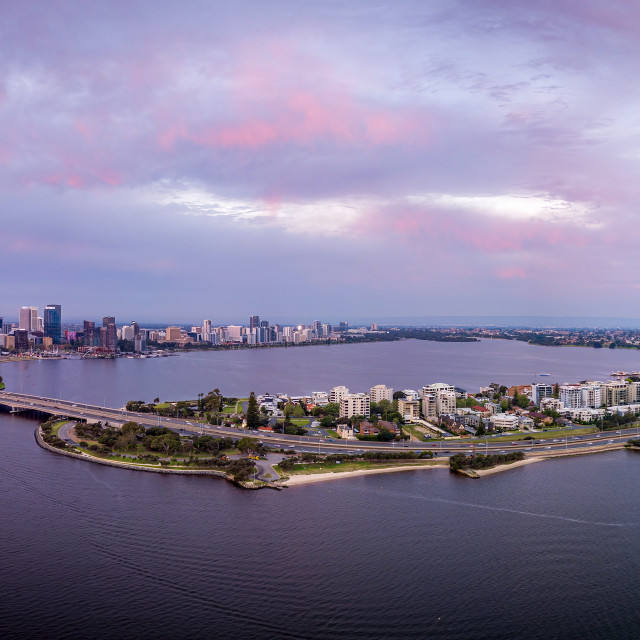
[2,0,640,324]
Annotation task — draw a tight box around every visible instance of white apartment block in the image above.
[370,384,393,403]
[603,381,628,406]
[560,384,582,409]
[540,397,562,411]
[581,384,602,408]
[339,393,371,419]
[627,382,640,404]
[531,383,554,405]
[402,389,419,401]
[311,391,329,406]
[421,383,456,416]
[330,385,350,404]
[490,414,519,430]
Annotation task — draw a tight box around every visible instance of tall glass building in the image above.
[44,305,62,344]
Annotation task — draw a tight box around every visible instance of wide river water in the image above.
[2,339,640,639]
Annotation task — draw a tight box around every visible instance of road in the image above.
[2,390,638,457]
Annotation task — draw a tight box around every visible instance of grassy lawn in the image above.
[289,417,310,426]
[467,427,599,443]
[277,459,445,475]
[51,420,68,436]
[402,424,431,441]
[326,429,341,438]
[219,447,239,456]
[155,402,173,409]
[222,406,236,414]
[235,398,248,413]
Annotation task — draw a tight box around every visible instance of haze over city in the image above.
[2,1,639,321]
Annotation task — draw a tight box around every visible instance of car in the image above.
[545,446,551,449]
[525,448,532,451]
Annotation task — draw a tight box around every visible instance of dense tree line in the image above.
[449,451,524,471]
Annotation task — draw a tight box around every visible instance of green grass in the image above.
[402,424,430,441]
[289,417,310,426]
[277,459,445,475]
[50,420,68,436]
[155,402,172,409]
[222,405,236,414]
[326,429,340,438]
[0,382,5,390]
[469,427,599,443]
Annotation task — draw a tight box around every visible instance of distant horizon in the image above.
[4,313,640,330]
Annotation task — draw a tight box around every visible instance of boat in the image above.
[539,373,551,376]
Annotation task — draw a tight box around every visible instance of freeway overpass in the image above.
[0,390,636,456]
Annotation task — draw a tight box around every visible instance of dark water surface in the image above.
[3,338,640,405]
[2,340,640,638]
[2,413,640,639]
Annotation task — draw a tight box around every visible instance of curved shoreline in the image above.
[34,427,283,490]
[35,425,632,489]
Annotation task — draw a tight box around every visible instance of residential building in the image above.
[560,384,582,409]
[330,385,350,403]
[581,383,602,408]
[339,393,370,418]
[336,424,356,439]
[398,398,420,421]
[311,391,329,406]
[421,383,456,416]
[531,383,554,405]
[489,413,519,430]
[421,394,438,421]
[603,381,628,406]
[370,384,393,403]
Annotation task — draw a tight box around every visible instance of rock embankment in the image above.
[34,427,281,489]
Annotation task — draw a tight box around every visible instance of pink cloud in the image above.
[496,267,527,279]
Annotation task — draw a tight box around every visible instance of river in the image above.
[2,338,640,404]
[1,339,640,638]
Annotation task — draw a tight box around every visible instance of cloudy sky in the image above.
[2,0,639,323]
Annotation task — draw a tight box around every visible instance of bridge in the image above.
[0,390,634,455]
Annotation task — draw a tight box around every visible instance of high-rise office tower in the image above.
[14,329,29,352]
[44,305,62,344]
[103,316,115,327]
[131,321,140,336]
[250,315,260,330]
[83,320,97,346]
[19,306,38,331]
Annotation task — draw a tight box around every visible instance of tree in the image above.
[476,418,486,437]
[246,392,260,429]
[236,436,260,454]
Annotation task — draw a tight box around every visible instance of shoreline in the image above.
[473,457,544,476]
[283,463,449,486]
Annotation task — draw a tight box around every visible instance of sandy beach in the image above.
[473,456,544,476]
[283,463,449,486]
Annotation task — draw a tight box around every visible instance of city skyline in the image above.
[3,2,640,319]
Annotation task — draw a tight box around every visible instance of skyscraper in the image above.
[103,316,115,327]
[250,315,260,330]
[14,329,29,352]
[19,306,38,331]
[83,320,97,346]
[44,305,62,344]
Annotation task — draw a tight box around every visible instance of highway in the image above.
[1,390,638,457]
